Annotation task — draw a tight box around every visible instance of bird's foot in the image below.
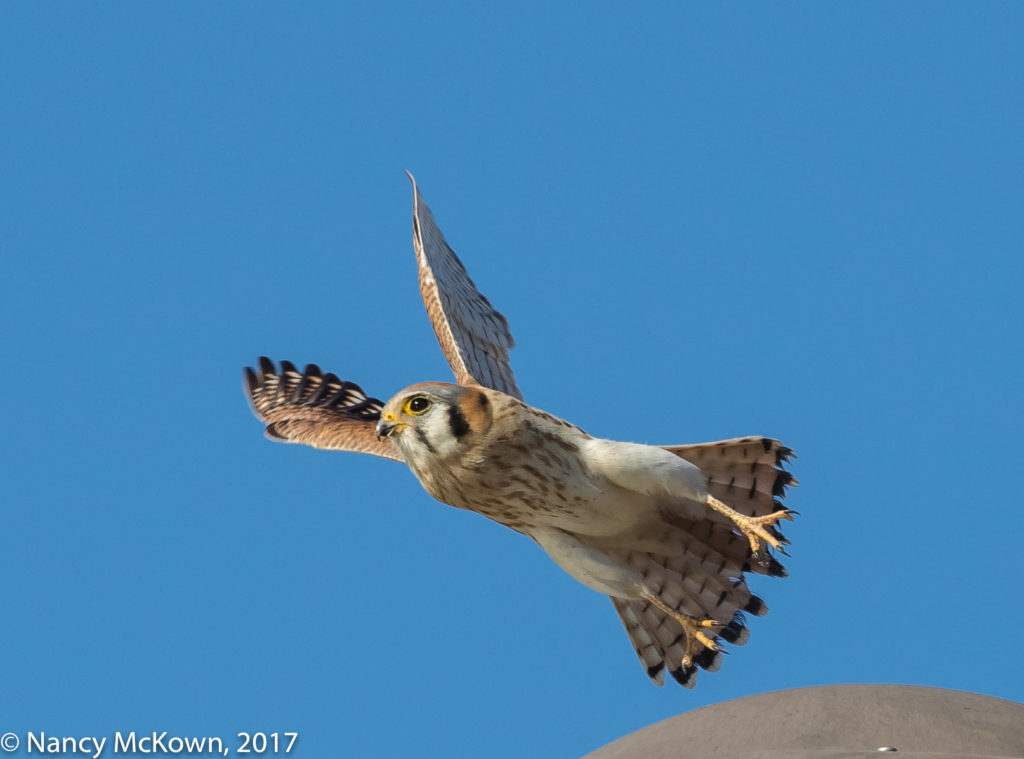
[706,495,795,557]
[679,616,723,667]
[640,591,722,667]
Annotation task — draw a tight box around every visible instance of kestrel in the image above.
[244,173,797,688]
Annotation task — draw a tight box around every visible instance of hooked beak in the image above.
[375,417,398,440]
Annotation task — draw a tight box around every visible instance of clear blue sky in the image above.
[3,3,1022,757]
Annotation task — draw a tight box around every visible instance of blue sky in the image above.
[2,3,1022,757]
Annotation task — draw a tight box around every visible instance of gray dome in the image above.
[584,684,1024,759]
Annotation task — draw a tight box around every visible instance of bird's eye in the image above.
[404,396,431,415]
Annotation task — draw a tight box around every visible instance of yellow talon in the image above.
[706,495,795,555]
[641,591,722,665]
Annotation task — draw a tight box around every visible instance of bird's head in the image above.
[376,382,493,464]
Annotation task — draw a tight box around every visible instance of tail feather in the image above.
[592,524,753,614]
[609,548,757,687]
[618,549,754,624]
[612,592,746,688]
[663,436,797,518]
[610,436,795,687]
[662,514,789,578]
[612,598,669,686]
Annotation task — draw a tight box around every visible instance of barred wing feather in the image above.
[244,357,402,461]
[408,172,522,399]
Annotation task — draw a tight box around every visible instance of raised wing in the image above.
[243,357,403,462]
[408,172,522,399]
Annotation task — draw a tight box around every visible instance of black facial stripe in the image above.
[447,406,470,439]
[414,427,436,454]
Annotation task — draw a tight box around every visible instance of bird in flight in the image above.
[244,173,797,688]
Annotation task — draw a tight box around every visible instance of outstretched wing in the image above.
[408,172,522,399]
[243,357,403,462]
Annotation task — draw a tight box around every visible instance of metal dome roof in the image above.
[584,684,1024,759]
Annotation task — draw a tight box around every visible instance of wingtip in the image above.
[264,423,288,441]
[403,168,417,190]
[243,364,269,419]
[242,367,263,418]
[243,366,259,394]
